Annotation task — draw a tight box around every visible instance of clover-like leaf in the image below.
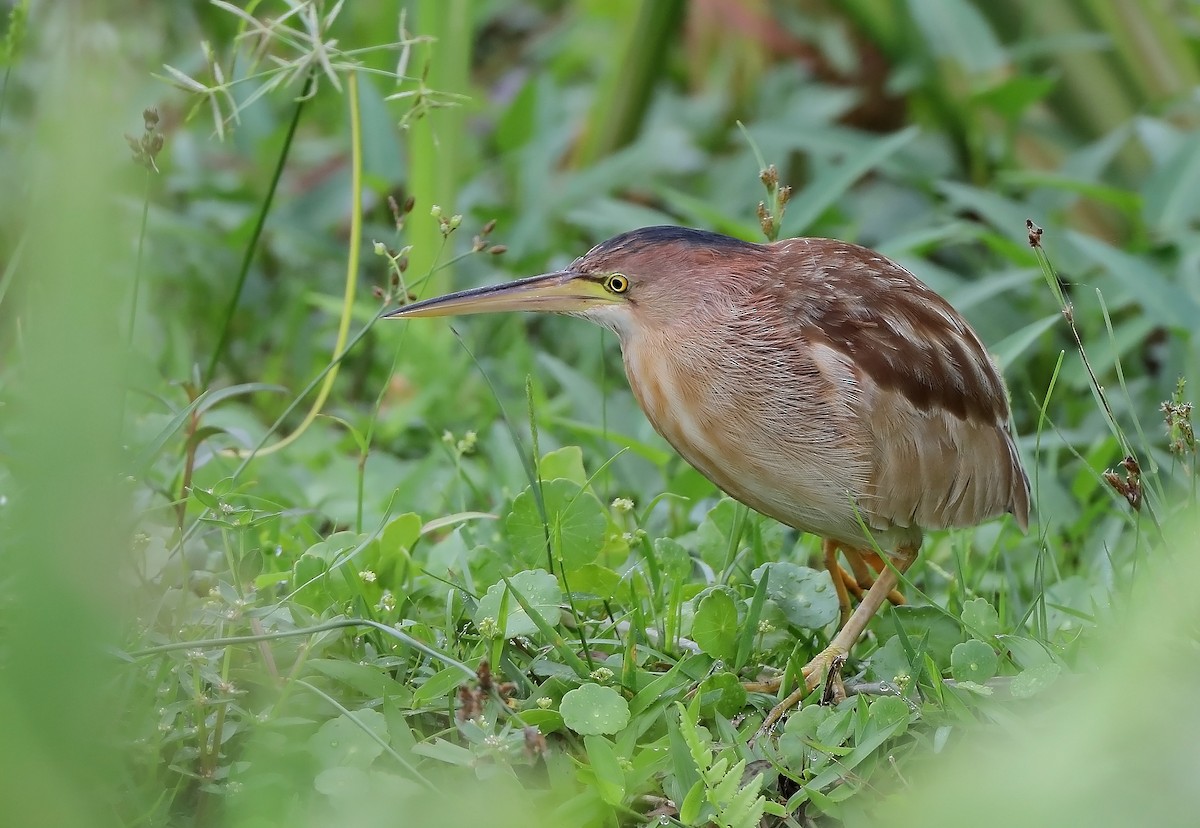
[560,683,630,735]
[696,671,747,719]
[751,561,839,629]
[474,568,561,638]
[951,639,998,684]
[961,597,1001,639]
[506,479,605,571]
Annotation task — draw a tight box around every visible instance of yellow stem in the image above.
[233,71,363,457]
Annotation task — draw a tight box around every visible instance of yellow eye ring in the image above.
[605,273,630,294]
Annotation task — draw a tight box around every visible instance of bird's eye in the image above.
[605,273,630,294]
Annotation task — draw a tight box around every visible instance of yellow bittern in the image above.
[386,226,1030,727]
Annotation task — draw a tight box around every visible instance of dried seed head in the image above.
[523,726,547,759]
[457,685,482,723]
[760,164,778,190]
[1102,456,1142,511]
[757,202,774,239]
[488,245,508,256]
[143,107,160,129]
[481,218,497,236]
[1026,219,1043,248]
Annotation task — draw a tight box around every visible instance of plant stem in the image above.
[203,70,314,387]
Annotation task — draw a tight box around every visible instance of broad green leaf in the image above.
[538,445,587,485]
[752,562,839,629]
[694,498,743,569]
[568,563,621,599]
[653,537,693,582]
[313,765,370,799]
[411,666,467,709]
[779,704,836,769]
[806,697,910,791]
[506,479,606,571]
[991,313,1060,369]
[1144,135,1200,236]
[781,126,919,236]
[889,606,964,667]
[307,659,408,700]
[679,779,707,826]
[867,635,913,686]
[951,640,998,684]
[1068,230,1200,329]
[972,75,1056,120]
[1010,662,1061,698]
[560,683,630,735]
[583,735,626,805]
[307,710,388,769]
[696,671,747,719]
[908,0,1006,75]
[474,568,561,638]
[997,635,1054,670]
[691,587,739,661]
[379,512,421,586]
[381,512,421,553]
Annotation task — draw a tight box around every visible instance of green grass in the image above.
[1,1,1198,827]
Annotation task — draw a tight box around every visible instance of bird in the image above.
[385,225,1030,730]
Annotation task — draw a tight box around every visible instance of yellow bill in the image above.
[383,271,619,319]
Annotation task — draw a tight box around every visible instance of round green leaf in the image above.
[560,683,630,735]
[951,639,999,684]
[505,479,605,571]
[866,695,911,732]
[752,562,839,629]
[474,568,561,638]
[691,587,739,661]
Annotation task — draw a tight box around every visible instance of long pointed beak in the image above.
[383,271,618,319]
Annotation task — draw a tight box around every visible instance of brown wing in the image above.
[768,237,1030,532]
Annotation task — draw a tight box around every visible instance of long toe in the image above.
[756,647,849,738]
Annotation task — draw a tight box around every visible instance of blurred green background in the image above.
[0,1,1197,826]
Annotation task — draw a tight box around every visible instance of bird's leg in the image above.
[758,545,918,736]
[824,539,855,626]
[841,547,907,607]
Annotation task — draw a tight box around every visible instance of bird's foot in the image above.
[754,647,848,739]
